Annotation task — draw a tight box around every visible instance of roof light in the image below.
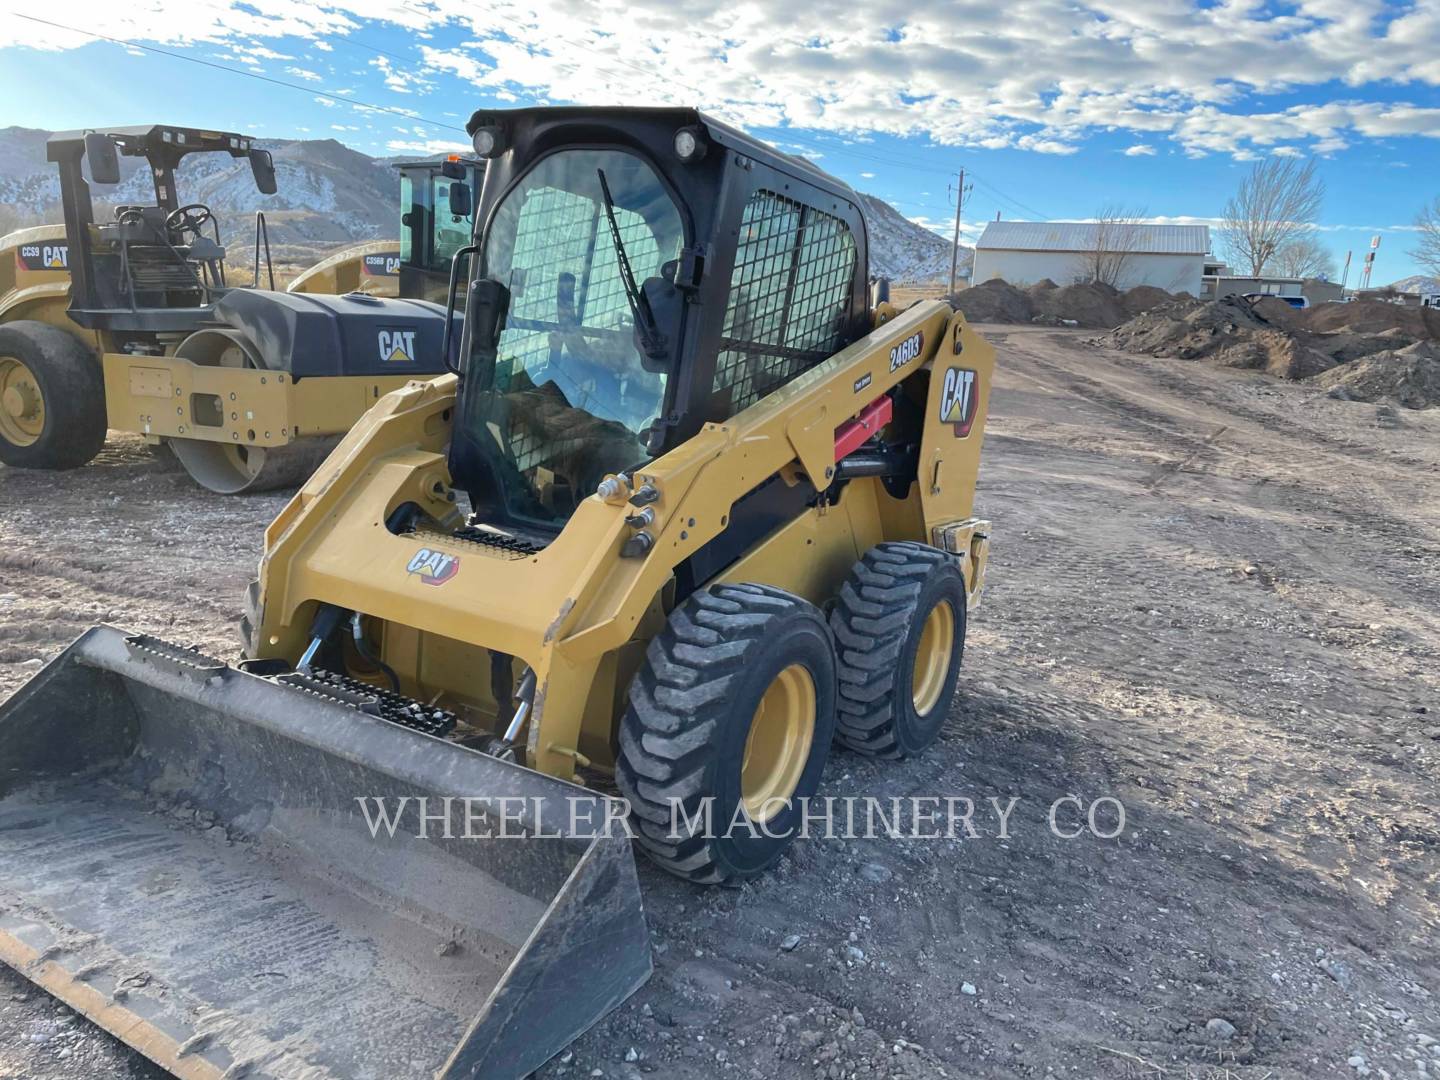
[471,126,505,158]
[673,126,707,163]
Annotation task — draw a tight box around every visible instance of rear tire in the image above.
[830,542,967,758]
[0,321,105,469]
[616,583,837,884]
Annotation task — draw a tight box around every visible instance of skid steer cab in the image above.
[286,154,484,302]
[0,124,456,492]
[0,107,995,1080]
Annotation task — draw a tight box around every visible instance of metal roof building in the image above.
[972,220,1211,294]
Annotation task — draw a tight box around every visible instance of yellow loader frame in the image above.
[249,298,994,782]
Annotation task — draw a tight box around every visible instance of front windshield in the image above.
[464,149,684,528]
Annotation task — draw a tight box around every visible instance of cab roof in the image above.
[463,106,861,209]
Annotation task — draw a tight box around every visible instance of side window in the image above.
[398,171,414,264]
[430,175,473,270]
[712,191,857,416]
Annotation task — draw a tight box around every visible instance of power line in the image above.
[12,13,466,134]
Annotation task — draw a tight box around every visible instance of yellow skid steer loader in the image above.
[0,107,995,1077]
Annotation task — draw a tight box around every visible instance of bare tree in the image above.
[1220,157,1325,277]
[1074,204,1148,288]
[1414,197,1440,278]
[1270,235,1337,280]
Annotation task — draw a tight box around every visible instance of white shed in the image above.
[972,221,1211,295]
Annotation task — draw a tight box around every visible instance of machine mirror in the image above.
[249,148,278,195]
[448,180,472,219]
[84,133,121,185]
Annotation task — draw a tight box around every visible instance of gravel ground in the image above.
[2,325,1438,1079]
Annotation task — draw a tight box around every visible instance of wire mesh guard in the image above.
[714,190,857,414]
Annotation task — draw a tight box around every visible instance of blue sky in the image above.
[1,1,1436,282]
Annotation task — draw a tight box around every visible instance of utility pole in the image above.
[948,170,973,296]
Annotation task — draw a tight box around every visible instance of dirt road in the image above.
[2,326,1438,1079]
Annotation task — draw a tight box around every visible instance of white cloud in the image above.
[860,171,875,178]
[1123,144,1156,156]
[387,137,471,155]
[286,66,322,82]
[6,0,1440,159]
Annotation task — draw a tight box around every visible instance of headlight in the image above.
[673,126,707,163]
[471,126,505,158]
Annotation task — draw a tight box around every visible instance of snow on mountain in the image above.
[858,191,971,284]
[1387,275,1440,295]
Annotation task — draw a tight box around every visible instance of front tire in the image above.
[0,321,105,469]
[830,542,967,758]
[616,583,837,884]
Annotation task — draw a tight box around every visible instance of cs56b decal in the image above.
[363,252,402,276]
[938,367,980,437]
[407,548,459,585]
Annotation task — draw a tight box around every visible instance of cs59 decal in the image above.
[888,331,923,372]
[407,547,459,585]
[17,243,68,271]
[938,366,980,438]
[378,327,418,364]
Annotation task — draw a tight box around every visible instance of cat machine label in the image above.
[378,327,418,364]
[363,252,402,276]
[938,366,980,438]
[17,243,69,272]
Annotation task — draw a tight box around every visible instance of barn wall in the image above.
[971,250,1204,295]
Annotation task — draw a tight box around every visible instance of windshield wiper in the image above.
[596,168,668,361]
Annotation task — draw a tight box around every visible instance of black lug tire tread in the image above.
[830,541,964,758]
[615,582,829,886]
[0,320,106,469]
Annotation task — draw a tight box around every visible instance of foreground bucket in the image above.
[0,626,651,1080]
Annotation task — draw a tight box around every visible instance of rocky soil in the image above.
[3,327,1440,1078]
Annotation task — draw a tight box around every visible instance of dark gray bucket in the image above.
[0,626,650,1079]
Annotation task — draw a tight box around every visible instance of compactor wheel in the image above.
[165,327,333,494]
[0,320,105,469]
[830,542,967,758]
[616,582,837,884]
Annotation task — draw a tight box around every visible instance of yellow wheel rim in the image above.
[911,601,956,717]
[0,355,45,447]
[740,663,816,823]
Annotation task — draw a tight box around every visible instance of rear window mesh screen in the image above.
[713,191,856,415]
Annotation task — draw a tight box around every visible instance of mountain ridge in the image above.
[0,125,966,283]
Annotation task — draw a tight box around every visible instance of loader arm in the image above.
[250,299,994,780]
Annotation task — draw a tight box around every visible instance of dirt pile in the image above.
[1032,282,1126,328]
[952,279,1034,323]
[1105,294,1440,409]
[1315,341,1440,409]
[1302,299,1440,339]
[955,279,1175,328]
[1104,296,1265,359]
[1121,284,1173,316]
[1212,329,1337,380]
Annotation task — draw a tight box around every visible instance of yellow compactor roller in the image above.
[0,107,995,1077]
[0,125,458,492]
